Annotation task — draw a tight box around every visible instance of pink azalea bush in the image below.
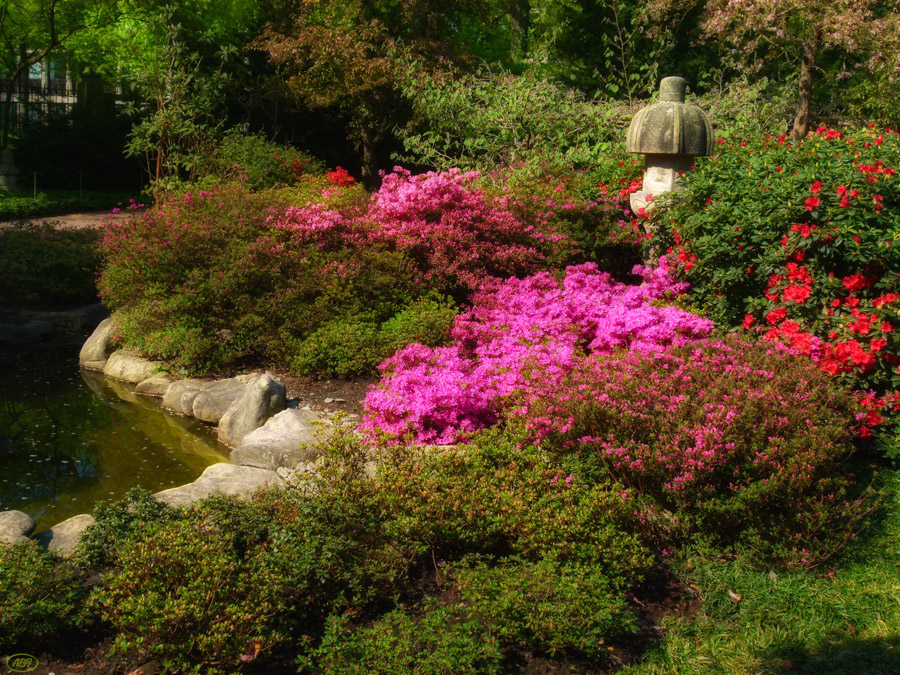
[362,257,713,444]
[504,337,864,565]
[365,168,567,293]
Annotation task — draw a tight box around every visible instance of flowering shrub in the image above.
[366,168,566,295]
[362,257,711,444]
[100,168,564,375]
[478,158,645,276]
[656,126,900,438]
[505,338,868,565]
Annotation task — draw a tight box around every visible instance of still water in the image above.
[0,339,229,532]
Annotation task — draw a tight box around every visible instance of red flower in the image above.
[810,180,823,193]
[766,307,787,325]
[783,285,811,304]
[742,313,755,330]
[804,196,821,211]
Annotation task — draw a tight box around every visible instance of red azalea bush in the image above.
[504,337,867,565]
[655,126,900,444]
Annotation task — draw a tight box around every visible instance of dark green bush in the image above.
[452,555,637,658]
[293,295,458,378]
[0,541,87,651]
[74,486,177,569]
[301,603,503,674]
[99,186,426,375]
[0,222,102,307]
[204,129,325,191]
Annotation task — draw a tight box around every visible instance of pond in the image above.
[0,337,229,532]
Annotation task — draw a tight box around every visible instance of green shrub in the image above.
[74,486,177,569]
[453,555,637,658]
[396,67,629,172]
[0,222,101,307]
[94,497,292,673]
[0,190,132,220]
[99,186,425,375]
[0,541,87,651]
[293,295,458,378]
[301,603,503,674]
[204,129,325,191]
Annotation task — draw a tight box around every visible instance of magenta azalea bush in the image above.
[362,257,713,444]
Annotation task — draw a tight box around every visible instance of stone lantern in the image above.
[625,76,713,215]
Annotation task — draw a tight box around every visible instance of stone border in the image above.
[0,314,345,556]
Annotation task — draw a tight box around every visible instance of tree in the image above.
[0,0,119,150]
[651,0,900,140]
[255,0,487,188]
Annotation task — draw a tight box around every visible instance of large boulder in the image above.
[103,350,165,384]
[35,514,96,557]
[154,463,284,508]
[0,510,35,545]
[192,379,249,424]
[217,373,286,447]
[162,379,208,416]
[79,317,116,370]
[135,373,176,397]
[231,408,333,470]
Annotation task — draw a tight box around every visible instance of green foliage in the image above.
[202,128,325,191]
[0,190,132,220]
[74,486,177,569]
[0,221,102,307]
[396,67,630,172]
[0,541,87,651]
[293,295,457,378]
[301,603,504,674]
[453,554,637,658]
[95,507,291,673]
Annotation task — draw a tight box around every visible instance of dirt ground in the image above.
[0,209,135,230]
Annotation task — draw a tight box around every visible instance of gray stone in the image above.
[217,373,286,447]
[230,408,332,470]
[192,379,249,424]
[154,463,284,507]
[135,373,177,397]
[103,350,166,384]
[0,510,35,544]
[79,318,116,370]
[36,514,96,556]
[0,320,55,346]
[162,379,208,416]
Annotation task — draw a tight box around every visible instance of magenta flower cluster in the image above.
[362,257,712,444]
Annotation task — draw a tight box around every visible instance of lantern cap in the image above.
[626,77,713,156]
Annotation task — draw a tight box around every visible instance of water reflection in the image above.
[0,340,228,531]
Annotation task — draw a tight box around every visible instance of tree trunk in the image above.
[790,32,820,142]
[359,126,379,191]
[509,0,530,62]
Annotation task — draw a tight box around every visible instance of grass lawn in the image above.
[625,469,900,675]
